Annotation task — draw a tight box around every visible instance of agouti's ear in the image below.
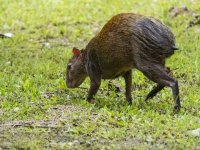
[72,47,81,56]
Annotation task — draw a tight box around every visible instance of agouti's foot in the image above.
[173,104,181,113]
[88,99,96,104]
[128,98,132,105]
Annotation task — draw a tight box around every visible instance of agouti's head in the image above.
[66,48,87,88]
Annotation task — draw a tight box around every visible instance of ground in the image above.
[0,0,200,149]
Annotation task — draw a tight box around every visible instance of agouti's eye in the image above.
[67,64,72,70]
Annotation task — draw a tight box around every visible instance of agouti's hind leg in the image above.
[137,63,181,112]
[123,70,132,105]
[145,67,172,101]
[145,84,164,101]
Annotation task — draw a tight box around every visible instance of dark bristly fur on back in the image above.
[66,13,181,112]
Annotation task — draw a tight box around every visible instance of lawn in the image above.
[0,0,200,149]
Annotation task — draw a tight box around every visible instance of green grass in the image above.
[0,0,200,149]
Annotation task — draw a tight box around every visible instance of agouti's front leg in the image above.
[87,73,101,104]
[87,62,101,104]
[123,70,132,105]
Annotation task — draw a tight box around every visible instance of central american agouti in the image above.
[66,13,181,112]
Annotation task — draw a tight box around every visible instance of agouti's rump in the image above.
[66,13,181,112]
[97,13,177,72]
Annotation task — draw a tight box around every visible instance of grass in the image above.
[0,0,200,149]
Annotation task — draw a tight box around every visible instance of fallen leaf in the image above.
[0,32,14,38]
[187,128,200,137]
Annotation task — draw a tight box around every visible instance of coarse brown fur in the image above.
[66,13,180,112]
